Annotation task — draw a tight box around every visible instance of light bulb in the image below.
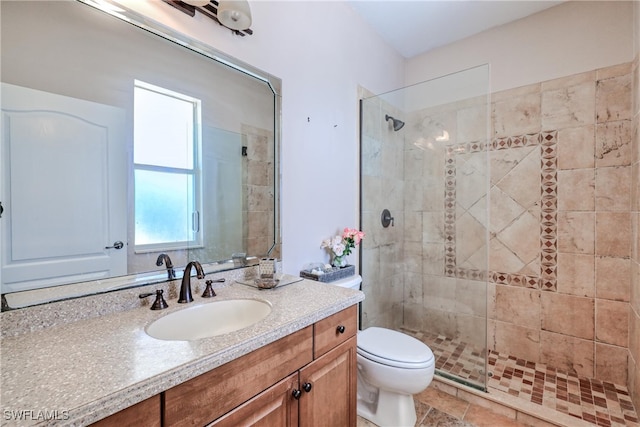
[217,0,252,30]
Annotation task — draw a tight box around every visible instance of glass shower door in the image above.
[359,65,490,390]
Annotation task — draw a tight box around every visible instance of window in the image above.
[133,80,202,251]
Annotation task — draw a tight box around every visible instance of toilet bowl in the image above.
[356,327,434,427]
[330,275,435,426]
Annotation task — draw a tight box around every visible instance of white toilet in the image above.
[332,275,436,427]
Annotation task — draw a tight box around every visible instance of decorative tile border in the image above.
[539,132,558,291]
[444,132,558,291]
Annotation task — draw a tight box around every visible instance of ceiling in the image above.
[348,1,564,58]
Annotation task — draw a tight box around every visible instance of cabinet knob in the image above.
[303,382,313,393]
[292,389,302,400]
[336,325,346,334]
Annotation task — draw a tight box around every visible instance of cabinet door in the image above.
[298,336,357,427]
[208,373,299,427]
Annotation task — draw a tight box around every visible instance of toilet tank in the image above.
[330,274,362,290]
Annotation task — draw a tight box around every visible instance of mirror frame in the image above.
[1,0,282,310]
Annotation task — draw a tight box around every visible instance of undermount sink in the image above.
[146,299,272,341]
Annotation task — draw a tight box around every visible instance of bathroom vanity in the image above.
[0,278,363,426]
[95,307,357,427]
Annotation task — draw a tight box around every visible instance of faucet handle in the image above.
[139,289,169,310]
[202,278,224,298]
[202,280,216,298]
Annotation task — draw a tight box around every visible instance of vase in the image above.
[331,255,347,268]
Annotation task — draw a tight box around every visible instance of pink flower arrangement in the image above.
[321,228,365,263]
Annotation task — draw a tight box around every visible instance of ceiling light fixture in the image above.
[217,0,252,31]
[162,0,254,36]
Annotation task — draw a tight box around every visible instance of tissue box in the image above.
[300,265,355,283]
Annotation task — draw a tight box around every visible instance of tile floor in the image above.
[356,387,529,427]
[396,330,640,427]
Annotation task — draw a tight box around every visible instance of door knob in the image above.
[105,241,124,250]
[292,389,302,400]
[303,382,312,393]
[336,325,346,334]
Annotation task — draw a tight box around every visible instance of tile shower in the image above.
[360,61,639,426]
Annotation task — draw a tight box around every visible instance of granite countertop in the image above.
[0,279,364,426]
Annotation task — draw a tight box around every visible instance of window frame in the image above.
[133,80,203,253]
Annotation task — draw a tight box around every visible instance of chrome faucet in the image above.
[178,261,205,303]
[156,253,176,280]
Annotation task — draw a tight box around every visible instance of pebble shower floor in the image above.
[401,329,640,427]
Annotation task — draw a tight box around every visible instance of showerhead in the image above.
[385,114,405,131]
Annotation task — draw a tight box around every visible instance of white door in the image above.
[1,83,127,293]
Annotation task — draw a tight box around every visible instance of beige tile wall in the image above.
[486,63,633,385]
[241,124,278,258]
[361,93,406,330]
[629,47,640,410]
[360,62,635,393]
[377,96,492,352]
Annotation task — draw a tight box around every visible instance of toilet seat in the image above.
[357,327,434,369]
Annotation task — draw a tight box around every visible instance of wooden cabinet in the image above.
[164,326,313,427]
[299,337,357,427]
[210,335,357,427]
[209,373,299,427]
[165,305,357,426]
[90,395,161,427]
[313,305,357,358]
[95,305,358,427]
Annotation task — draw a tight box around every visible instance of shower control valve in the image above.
[381,209,394,228]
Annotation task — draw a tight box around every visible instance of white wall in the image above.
[117,0,405,272]
[406,1,635,93]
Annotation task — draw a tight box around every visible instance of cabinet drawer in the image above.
[313,305,357,358]
[90,395,160,427]
[164,326,313,427]
[207,372,299,427]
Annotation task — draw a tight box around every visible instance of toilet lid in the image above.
[357,327,434,368]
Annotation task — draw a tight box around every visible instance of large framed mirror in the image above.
[1,0,281,309]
